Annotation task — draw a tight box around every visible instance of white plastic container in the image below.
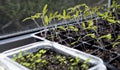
[0,54,29,70]
[2,41,106,70]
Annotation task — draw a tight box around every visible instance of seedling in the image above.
[97,1,120,38]
[23,4,59,38]
[13,49,92,70]
[112,42,120,48]
[116,35,120,41]
[81,58,91,70]
[98,34,112,41]
[71,37,81,45]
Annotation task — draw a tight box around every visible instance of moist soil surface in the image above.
[13,49,93,70]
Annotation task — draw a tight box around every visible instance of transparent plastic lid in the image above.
[0,0,108,38]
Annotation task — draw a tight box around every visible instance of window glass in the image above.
[0,0,108,36]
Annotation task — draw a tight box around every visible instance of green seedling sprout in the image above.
[81,58,91,70]
[112,35,120,48]
[57,26,66,31]
[98,34,112,41]
[70,57,80,66]
[56,55,67,64]
[83,33,95,39]
[71,37,81,45]
[39,49,47,54]
[67,25,79,32]
[22,13,42,28]
[112,42,120,48]
[116,35,120,41]
[81,22,86,30]
[82,19,98,31]
[18,51,23,58]
[22,4,52,38]
[97,11,117,24]
[86,19,98,30]
[57,10,71,21]
[97,1,120,38]
[22,62,31,67]
[110,1,120,20]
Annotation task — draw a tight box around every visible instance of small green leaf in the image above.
[44,15,49,26]
[22,63,30,67]
[75,57,80,63]
[86,26,98,30]
[22,17,31,22]
[82,22,86,29]
[107,19,116,23]
[71,37,81,45]
[18,51,23,58]
[39,49,46,54]
[58,26,66,31]
[68,26,78,32]
[70,58,74,62]
[35,59,42,63]
[35,13,42,18]
[116,35,120,40]
[57,14,63,20]
[84,58,90,64]
[71,42,77,45]
[68,25,74,29]
[36,53,42,58]
[88,19,94,27]
[97,12,104,17]
[74,28,79,32]
[112,42,120,48]
[43,4,48,15]
[84,33,95,39]
[67,7,74,11]
[98,34,112,40]
[117,20,120,24]
[74,11,79,18]
[63,10,66,17]
[53,11,58,16]
[49,13,53,17]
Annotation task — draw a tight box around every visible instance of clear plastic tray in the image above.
[2,41,106,70]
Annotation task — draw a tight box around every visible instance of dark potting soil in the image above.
[35,19,120,70]
[92,49,118,63]
[74,43,98,54]
[109,56,120,70]
[13,49,93,70]
[105,44,120,54]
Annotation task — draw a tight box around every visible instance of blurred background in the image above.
[0,0,117,36]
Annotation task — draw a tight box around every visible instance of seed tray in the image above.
[0,54,29,70]
[32,18,120,70]
[2,41,106,70]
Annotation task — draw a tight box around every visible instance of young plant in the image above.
[66,25,79,36]
[71,37,81,45]
[57,9,71,21]
[112,42,120,48]
[97,2,120,38]
[22,13,41,28]
[23,4,56,38]
[112,35,120,48]
[83,33,96,39]
[116,35,120,41]
[81,19,104,47]
[98,34,112,41]
[56,55,67,64]
[69,57,81,70]
[81,58,91,70]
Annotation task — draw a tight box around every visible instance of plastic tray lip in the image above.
[2,41,106,70]
[0,54,29,70]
